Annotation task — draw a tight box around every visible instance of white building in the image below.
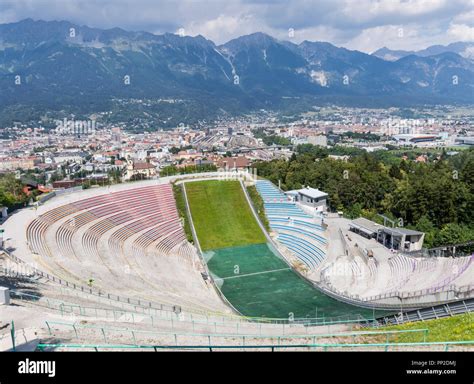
[307,135,328,147]
[285,186,328,210]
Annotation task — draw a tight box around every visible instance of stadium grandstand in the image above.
[0,172,472,352]
[256,180,327,271]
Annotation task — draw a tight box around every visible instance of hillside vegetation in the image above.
[254,146,474,249]
[383,313,474,343]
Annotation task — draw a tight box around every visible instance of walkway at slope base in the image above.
[186,180,379,322]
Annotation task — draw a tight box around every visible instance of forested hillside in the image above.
[254,146,474,248]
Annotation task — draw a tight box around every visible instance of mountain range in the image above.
[372,42,474,62]
[0,19,473,126]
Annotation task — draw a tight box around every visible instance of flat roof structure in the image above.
[381,227,424,237]
[455,137,474,146]
[349,217,384,236]
[286,187,328,199]
[393,134,439,143]
[349,217,425,251]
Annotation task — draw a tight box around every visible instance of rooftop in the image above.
[382,227,424,237]
[350,217,384,235]
[287,186,328,199]
[350,217,424,237]
[133,162,155,170]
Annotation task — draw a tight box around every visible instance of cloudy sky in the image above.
[0,0,473,52]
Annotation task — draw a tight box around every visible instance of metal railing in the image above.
[0,256,180,313]
[321,277,474,305]
[36,340,474,352]
[372,299,474,326]
[404,242,474,258]
[9,290,372,334]
[317,250,474,308]
[43,320,429,347]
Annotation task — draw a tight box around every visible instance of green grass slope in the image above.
[383,313,474,342]
[186,180,266,251]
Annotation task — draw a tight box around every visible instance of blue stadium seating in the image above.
[277,233,326,261]
[255,180,327,268]
[270,224,327,245]
[269,218,324,232]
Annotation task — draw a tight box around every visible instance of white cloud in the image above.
[0,0,472,51]
[185,14,260,43]
[343,25,415,52]
[448,23,474,41]
[452,9,474,24]
[341,0,461,23]
[342,21,461,53]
